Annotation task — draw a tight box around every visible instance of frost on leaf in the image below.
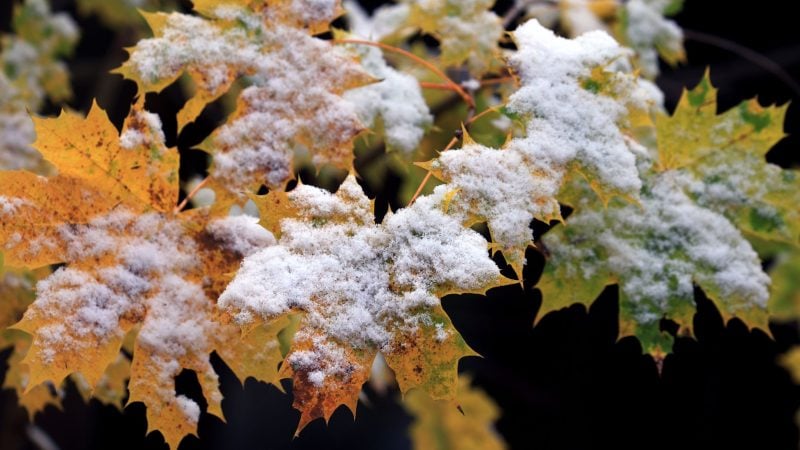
[423,20,654,277]
[656,73,797,246]
[405,376,507,450]
[116,0,373,192]
[0,0,78,171]
[0,104,283,449]
[539,175,771,357]
[219,176,509,430]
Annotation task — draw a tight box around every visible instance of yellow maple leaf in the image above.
[405,376,507,450]
[115,0,372,194]
[0,103,286,449]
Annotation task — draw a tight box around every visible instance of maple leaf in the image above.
[781,347,800,385]
[219,176,510,430]
[74,351,132,410]
[537,74,789,357]
[421,20,655,277]
[115,0,373,193]
[656,72,797,246]
[0,103,284,449]
[405,376,507,450]
[538,174,770,356]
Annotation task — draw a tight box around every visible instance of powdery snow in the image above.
[206,215,276,256]
[432,20,652,267]
[119,109,165,150]
[343,41,432,156]
[507,20,643,197]
[543,173,770,327]
[219,176,500,386]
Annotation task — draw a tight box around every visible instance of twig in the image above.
[333,39,475,108]
[175,177,210,213]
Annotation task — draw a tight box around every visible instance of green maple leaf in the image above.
[539,73,791,358]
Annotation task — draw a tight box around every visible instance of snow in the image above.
[433,21,652,260]
[176,394,201,423]
[137,274,214,358]
[434,143,560,255]
[344,0,410,41]
[21,205,274,396]
[207,215,276,256]
[508,20,642,196]
[287,0,341,26]
[624,0,684,78]
[543,173,770,327]
[0,196,34,216]
[219,176,500,385]
[343,41,432,156]
[120,110,165,150]
[23,211,200,363]
[286,337,352,387]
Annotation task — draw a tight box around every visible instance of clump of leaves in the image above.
[1,0,798,448]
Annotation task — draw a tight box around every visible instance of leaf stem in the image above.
[175,177,210,213]
[419,81,459,91]
[465,106,497,125]
[333,39,475,108]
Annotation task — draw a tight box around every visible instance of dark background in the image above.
[1,0,800,449]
